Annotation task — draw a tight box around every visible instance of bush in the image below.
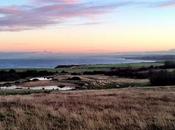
[164,61,175,68]
[150,70,175,85]
[0,70,55,82]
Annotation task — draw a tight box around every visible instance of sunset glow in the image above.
[0,0,175,53]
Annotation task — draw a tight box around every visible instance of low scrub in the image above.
[0,69,55,82]
[164,61,175,68]
[150,70,175,85]
[83,67,151,79]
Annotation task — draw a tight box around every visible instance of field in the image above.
[0,87,175,130]
[0,62,175,130]
[0,61,173,94]
[55,62,163,73]
[0,62,163,73]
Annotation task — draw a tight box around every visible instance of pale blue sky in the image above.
[0,0,27,5]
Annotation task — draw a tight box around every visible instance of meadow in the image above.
[0,61,174,94]
[55,62,163,73]
[0,62,163,73]
[0,61,175,130]
[0,87,174,130]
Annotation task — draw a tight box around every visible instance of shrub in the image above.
[164,61,175,68]
[150,70,175,85]
[0,70,55,82]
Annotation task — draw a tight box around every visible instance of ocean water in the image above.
[0,55,154,68]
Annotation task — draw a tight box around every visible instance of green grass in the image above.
[0,62,163,74]
[55,62,163,73]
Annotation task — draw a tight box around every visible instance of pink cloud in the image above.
[0,1,127,31]
[158,0,175,7]
[32,0,79,4]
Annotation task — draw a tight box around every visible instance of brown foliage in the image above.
[0,88,175,130]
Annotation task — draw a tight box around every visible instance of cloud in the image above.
[0,0,131,31]
[157,0,175,7]
[33,0,79,4]
[0,0,173,31]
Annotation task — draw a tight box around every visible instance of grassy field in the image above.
[0,87,174,130]
[0,62,163,73]
[0,62,174,130]
[55,62,163,73]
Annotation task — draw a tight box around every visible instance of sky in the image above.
[0,0,175,53]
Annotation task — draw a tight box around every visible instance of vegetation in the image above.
[150,70,175,86]
[1,61,175,91]
[0,69,55,82]
[0,88,174,130]
[83,67,151,79]
[54,62,163,73]
[0,89,52,96]
[0,62,162,84]
[164,60,175,68]
[0,62,175,129]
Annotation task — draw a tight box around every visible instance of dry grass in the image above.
[16,75,149,89]
[20,80,77,88]
[0,88,175,130]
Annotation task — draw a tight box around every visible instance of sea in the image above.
[0,53,154,68]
